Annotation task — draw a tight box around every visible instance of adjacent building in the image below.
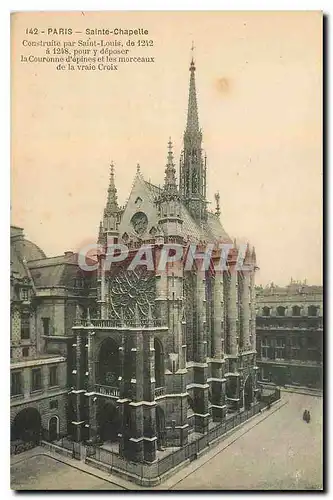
[256,280,323,389]
[10,225,95,452]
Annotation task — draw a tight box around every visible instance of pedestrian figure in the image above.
[306,410,311,423]
[303,409,307,421]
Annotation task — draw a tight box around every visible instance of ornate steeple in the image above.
[104,162,119,217]
[100,161,121,240]
[180,49,207,222]
[156,139,183,242]
[163,138,178,195]
[185,58,201,138]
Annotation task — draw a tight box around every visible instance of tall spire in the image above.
[163,138,178,194]
[180,47,207,221]
[104,162,119,216]
[185,45,200,136]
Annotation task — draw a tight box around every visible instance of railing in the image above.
[86,390,281,485]
[154,387,166,398]
[41,436,81,459]
[95,384,120,398]
[73,318,167,329]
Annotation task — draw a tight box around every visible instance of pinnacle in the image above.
[163,138,178,194]
[104,161,119,216]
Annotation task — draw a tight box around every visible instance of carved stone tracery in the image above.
[107,266,156,322]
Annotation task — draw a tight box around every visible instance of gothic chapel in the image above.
[71,55,259,463]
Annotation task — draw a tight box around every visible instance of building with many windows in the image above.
[70,56,259,463]
[256,280,323,389]
[10,225,95,453]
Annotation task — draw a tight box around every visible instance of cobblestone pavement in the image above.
[11,454,124,490]
[163,392,323,490]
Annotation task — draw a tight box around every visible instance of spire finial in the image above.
[214,192,221,217]
[191,41,195,63]
[136,163,141,174]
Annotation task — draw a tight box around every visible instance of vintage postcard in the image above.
[10,11,323,490]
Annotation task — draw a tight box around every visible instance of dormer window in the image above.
[21,288,29,301]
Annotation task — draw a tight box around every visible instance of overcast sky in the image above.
[11,11,322,286]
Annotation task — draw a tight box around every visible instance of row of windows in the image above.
[261,305,320,317]
[261,347,285,359]
[261,348,320,362]
[11,365,58,396]
[261,336,318,348]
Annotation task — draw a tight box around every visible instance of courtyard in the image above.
[162,391,323,490]
[10,391,323,491]
[11,454,125,490]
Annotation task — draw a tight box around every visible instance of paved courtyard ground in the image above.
[163,391,323,490]
[10,391,323,491]
[11,454,124,490]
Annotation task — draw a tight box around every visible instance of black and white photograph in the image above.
[10,10,323,491]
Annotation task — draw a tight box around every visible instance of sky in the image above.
[11,11,322,286]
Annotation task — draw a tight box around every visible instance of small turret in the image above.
[100,162,122,247]
[156,139,183,242]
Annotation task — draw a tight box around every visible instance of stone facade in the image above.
[256,281,323,389]
[71,56,259,463]
[10,226,96,449]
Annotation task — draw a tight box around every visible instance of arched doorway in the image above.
[97,338,120,387]
[154,338,164,389]
[49,416,59,442]
[11,408,41,444]
[97,400,120,443]
[156,406,166,450]
[244,375,253,410]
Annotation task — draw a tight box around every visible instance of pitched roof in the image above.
[144,180,232,243]
[28,252,97,288]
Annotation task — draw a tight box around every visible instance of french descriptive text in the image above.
[19,28,156,72]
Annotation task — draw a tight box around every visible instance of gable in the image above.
[118,174,160,240]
